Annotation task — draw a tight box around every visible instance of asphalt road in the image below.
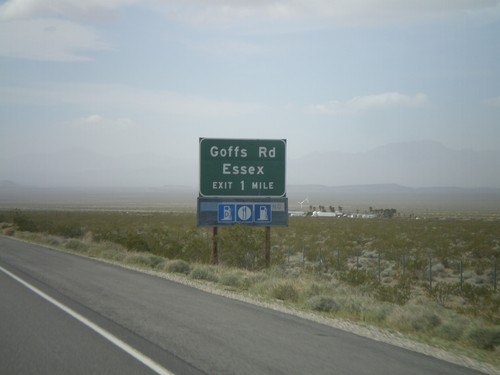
[0,236,487,375]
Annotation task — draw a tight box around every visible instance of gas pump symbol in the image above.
[224,206,233,221]
[259,206,268,221]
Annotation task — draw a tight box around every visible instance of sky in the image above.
[1,0,500,188]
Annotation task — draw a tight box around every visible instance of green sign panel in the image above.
[199,138,286,197]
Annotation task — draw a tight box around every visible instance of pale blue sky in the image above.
[1,0,499,187]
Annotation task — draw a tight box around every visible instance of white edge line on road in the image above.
[0,265,175,375]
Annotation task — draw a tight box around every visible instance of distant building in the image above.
[311,211,377,219]
[312,211,340,217]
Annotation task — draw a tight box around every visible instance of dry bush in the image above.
[468,327,500,350]
[189,265,219,282]
[165,259,191,274]
[270,281,299,302]
[306,295,339,312]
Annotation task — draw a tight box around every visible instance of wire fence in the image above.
[284,244,498,293]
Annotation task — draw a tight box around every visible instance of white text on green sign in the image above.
[199,138,286,197]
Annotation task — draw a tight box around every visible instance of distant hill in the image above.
[0,150,197,188]
[0,180,18,188]
[288,140,500,188]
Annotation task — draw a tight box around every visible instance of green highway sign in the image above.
[199,138,286,197]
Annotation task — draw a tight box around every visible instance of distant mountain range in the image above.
[0,149,197,188]
[1,140,499,189]
[288,140,500,188]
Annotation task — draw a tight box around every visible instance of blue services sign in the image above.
[217,203,271,224]
[198,197,287,227]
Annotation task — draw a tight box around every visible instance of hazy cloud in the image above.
[1,0,498,62]
[69,114,135,130]
[0,83,263,117]
[485,96,500,107]
[0,0,139,20]
[5,0,496,27]
[150,0,500,28]
[0,0,129,61]
[0,18,109,61]
[183,36,267,59]
[311,92,430,115]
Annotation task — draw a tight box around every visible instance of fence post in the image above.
[211,226,219,265]
[494,261,497,292]
[460,258,463,292]
[378,253,381,282]
[429,255,433,291]
[302,240,305,266]
[402,254,406,277]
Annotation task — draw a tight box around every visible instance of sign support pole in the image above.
[265,226,271,268]
[212,227,219,265]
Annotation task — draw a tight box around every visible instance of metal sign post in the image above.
[212,227,218,265]
[265,226,271,268]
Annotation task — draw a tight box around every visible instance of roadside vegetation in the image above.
[1,209,499,368]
